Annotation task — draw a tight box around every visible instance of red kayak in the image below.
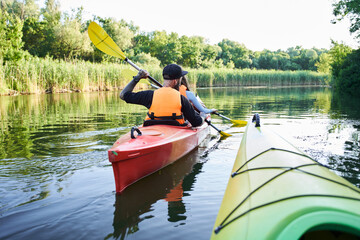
[108,122,209,193]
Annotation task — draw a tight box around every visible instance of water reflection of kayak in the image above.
[112,142,209,239]
[212,114,360,240]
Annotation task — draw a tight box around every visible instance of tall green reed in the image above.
[189,68,330,87]
[0,57,330,95]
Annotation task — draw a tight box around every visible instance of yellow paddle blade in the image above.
[121,69,137,79]
[230,119,247,127]
[88,22,126,60]
[220,131,232,138]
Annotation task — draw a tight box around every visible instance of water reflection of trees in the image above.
[0,92,145,159]
[198,86,332,119]
[110,146,208,240]
[197,87,360,188]
[330,91,360,120]
[1,87,337,160]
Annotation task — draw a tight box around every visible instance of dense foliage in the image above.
[1,0,331,71]
[333,48,360,95]
[0,0,358,95]
[331,0,360,96]
[332,0,360,40]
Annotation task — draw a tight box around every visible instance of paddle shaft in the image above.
[205,119,226,135]
[214,112,247,126]
[124,58,162,88]
[214,112,231,121]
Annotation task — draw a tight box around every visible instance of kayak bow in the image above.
[108,123,209,194]
[211,114,360,239]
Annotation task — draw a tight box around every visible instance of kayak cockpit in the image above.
[278,210,360,240]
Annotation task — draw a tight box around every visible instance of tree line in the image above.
[330,0,360,96]
[0,0,359,95]
[0,0,329,70]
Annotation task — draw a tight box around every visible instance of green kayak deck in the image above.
[211,115,360,240]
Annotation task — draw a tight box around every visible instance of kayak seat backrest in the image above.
[143,119,187,127]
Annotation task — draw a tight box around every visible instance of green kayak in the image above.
[211,114,360,240]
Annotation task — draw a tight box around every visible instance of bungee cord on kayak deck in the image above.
[231,147,318,177]
[234,165,360,195]
[215,158,360,234]
[214,117,360,235]
[216,164,317,231]
[214,194,360,234]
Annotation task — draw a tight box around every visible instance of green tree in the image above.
[214,59,225,68]
[336,48,360,95]
[21,0,40,19]
[22,17,47,56]
[328,41,353,89]
[145,30,182,66]
[250,51,260,69]
[132,33,151,56]
[41,0,61,25]
[277,51,292,70]
[53,18,93,59]
[132,52,160,67]
[258,50,293,70]
[299,49,318,71]
[0,8,25,62]
[2,0,40,20]
[315,52,332,74]
[201,44,220,62]
[40,0,61,57]
[179,35,203,68]
[332,0,360,40]
[286,46,303,70]
[163,32,182,64]
[218,39,251,69]
[200,44,221,68]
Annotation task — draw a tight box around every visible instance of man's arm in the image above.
[120,69,149,100]
[181,96,205,127]
[122,90,154,109]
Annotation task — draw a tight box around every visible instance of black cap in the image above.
[163,64,188,80]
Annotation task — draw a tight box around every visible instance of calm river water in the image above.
[0,87,359,240]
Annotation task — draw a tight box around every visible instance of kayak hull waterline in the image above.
[211,115,360,239]
[108,124,209,193]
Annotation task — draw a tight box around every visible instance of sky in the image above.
[43,0,359,51]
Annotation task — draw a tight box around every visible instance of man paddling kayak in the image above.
[120,64,205,127]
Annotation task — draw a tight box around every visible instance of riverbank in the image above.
[0,57,330,96]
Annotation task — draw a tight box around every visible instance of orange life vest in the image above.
[145,87,185,125]
[179,85,187,98]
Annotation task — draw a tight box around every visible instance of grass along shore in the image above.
[0,57,330,96]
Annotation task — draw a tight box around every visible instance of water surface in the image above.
[0,87,359,239]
